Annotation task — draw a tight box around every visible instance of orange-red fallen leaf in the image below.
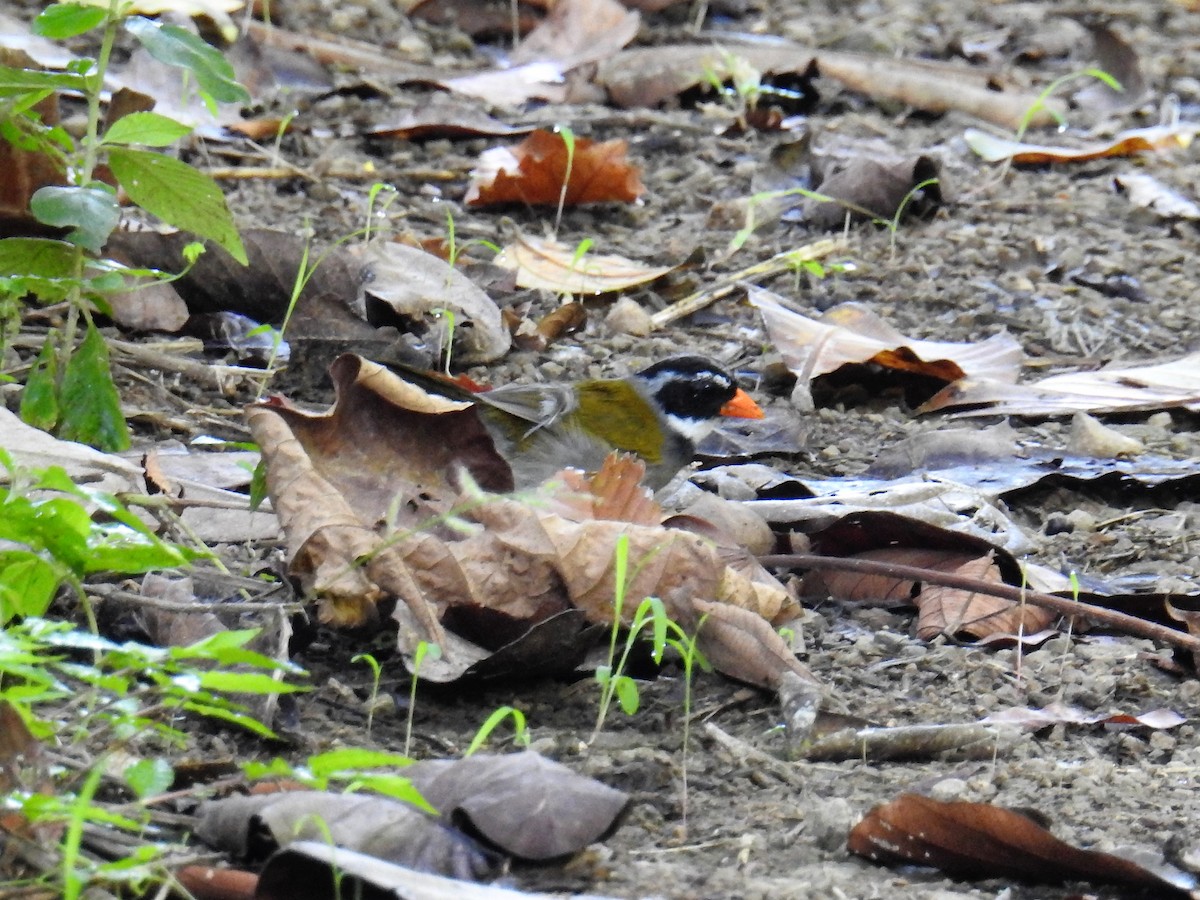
[807,549,1055,642]
[175,865,258,900]
[848,794,1194,894]
[494,234,675,294]
[964,121,1197,164]
[465,129,644,207]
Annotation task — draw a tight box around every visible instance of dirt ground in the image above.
[13,0,1200,897]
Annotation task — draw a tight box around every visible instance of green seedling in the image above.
[663,616,711,834]
[464,705,531,756]
[352,652,384,740]
[553,124,576,239]
[245,747,432,813]
[405,640,442,757]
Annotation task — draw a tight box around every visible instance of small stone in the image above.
[929,777,968,802]
[1065,509,1097,532]
[806,798,855,851]
[1043,512,1074,535]
[604,297,653,336]
[1147,411,1173,429]
[1068,413,1144,458]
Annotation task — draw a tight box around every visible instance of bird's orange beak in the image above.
[719,388,765,419]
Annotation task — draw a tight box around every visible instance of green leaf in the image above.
[19,334,60,431]
[194,671,304,694]
[107,147,247,264]
[102,112,193,147]
[614,675,640,715]
[0,553,61,623]
[31,184,120,253]
[0,238,79,279]
[34,4,107,39]
[346,774,435,813]
[58,323,129,451]
[123,758,174,799]
[0,64,90,96]
[123,17,250,105]
[307,748,413,777]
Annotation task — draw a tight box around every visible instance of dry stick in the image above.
[649,238,843,329]
[760,553,1200,656]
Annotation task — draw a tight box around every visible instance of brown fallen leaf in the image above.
[510,0,639,69]
[493,234,675,294]
[983,701,1185,732]
[964,120,1197,164]
[465,129,645,207]
[849,793,1195,895]
[405,751,628,860]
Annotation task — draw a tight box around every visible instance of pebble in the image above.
[929,777,968,802]
[806,798,856,851]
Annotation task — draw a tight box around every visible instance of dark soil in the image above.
[10,0,1200,897]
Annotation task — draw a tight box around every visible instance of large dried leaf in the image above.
[247,356,799,687]
[849,793,1194,895]
[493,234,675,294]
[195,791,499,880]
[983,702,1185,732]
[465,129,644,207]
[920,351,1200,416]
[405,752,628,860]
[750,288,1023,402]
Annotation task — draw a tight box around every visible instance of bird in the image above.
[395,355,765,490]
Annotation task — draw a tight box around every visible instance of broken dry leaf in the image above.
[919,350,1200,416]
[983,702,1185,732]
[493,234,674,294]
[1114,171,1200,220]
[367,94,534,141]
[964,120,1197,164]
[465,129,644,207]
[802,153,944,230]
[849,793,1195,895]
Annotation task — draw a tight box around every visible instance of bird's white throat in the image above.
[664,412,718,444]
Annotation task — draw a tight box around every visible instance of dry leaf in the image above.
[405,752,628,860]
[511,0,639,69]
[750,287,1024,404]
[919,351,1200,416]
[493,234,675,294]
[1114,171,1200,220]
[465,129,644,207]
[983,702,1185,732]
[849,794,1195,894]
[964,120,1197,164]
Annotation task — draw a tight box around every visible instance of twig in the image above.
[760,553,1200,655]
[649,238,843,329]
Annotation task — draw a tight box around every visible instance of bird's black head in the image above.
[635,355,740,421]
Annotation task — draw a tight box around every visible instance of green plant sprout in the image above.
[553,124,576,239]
[352,652,384,740]
[702,52,764,118]
[0,1,250,449]
[363,181,399,244]
[464,705,531,756]
[405,639,442,757]
[663,616,711,834]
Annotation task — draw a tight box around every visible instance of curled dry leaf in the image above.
[358,242,511,364]
[465,129,645,207]
[493,234,675,295]
[405,751,628,860]
[749,287,1023,406]
[964,120,1197,165]
[849,793,1195,895]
